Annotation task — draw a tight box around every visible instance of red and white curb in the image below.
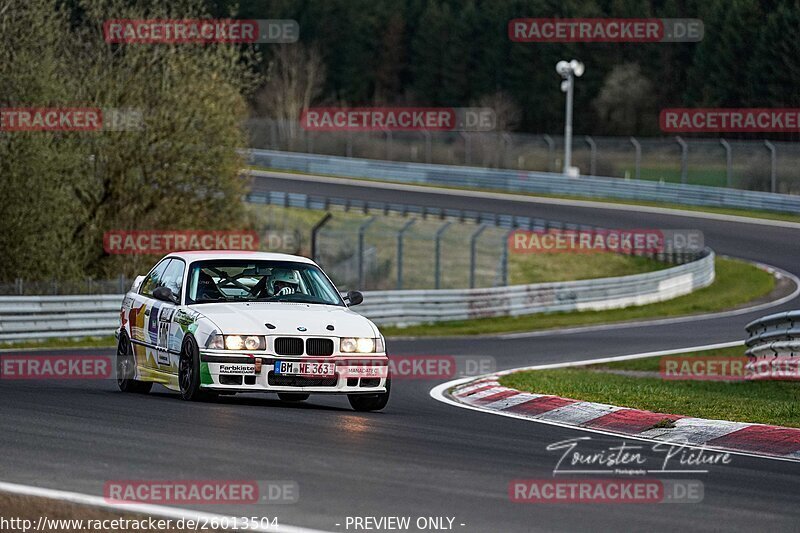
[431,342,800,463]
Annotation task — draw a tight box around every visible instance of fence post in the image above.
[346,131,353,158]
[461,132,472,166]
[584,135,596,176]
[357,217,377,289]
[15,278,23,295]
[385,130,393,160]
[676,136,688,184]
[630,137,641,180]
[434,221,452,289]
[720,139,732,188]
[469,225,489,288]
[422,131,432,163]
[543,134,555,171]
[500,228,514,286]
[765,140,777,193]
[118,274,125,294]
[396,218,417,289]
[310,212,333,262]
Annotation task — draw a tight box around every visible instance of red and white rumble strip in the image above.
[449,377,800,460]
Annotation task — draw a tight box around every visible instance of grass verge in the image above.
[0,336,117,351]
[382,257,775,337]
[499,345,800,428]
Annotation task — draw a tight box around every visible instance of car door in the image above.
[132,258,172,372]
[157,258,186,373]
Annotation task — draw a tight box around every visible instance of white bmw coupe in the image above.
[116,251,390,411]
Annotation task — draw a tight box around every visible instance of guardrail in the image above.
[249,149,800,215]
[745,311,800,379]
[0,250,714,341]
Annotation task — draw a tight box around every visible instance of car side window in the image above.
[140,259,172,298]
[161,259,186,302]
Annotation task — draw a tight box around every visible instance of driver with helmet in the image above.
[268,268,301,296]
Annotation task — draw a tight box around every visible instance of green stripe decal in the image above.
[200,362,213,385]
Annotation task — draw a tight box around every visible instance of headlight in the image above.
[356,338,375,353]
[244,335,262,350]
[340,337,381,353]
[340,338,358,353]
[225,335,245,350]
[206,334,265,351]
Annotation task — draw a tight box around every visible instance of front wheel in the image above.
[178,336,208,401]
[348,376,391,412]
[116,334,152,394]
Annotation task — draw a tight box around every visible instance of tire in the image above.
[116,333,152,394]
[348,375,391,412]
[278,393,310,402]
[178,336,208,401]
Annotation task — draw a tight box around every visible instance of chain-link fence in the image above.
[3,202,695,294]
[247,118,800,194]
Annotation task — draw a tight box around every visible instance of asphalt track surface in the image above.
[2,171,800,532]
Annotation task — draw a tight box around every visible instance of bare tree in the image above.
[593,63,657,135]
[254,44,326,146]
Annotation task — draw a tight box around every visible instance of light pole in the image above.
[556,59,584,177]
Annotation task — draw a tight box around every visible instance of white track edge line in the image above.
[429,342,800,465]
[0,481,330,533]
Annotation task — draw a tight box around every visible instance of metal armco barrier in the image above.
[745,311,800,380]
[248,149,800,215]
[0,250,714,341]
[358,249,714,326]
[0,295,122,341]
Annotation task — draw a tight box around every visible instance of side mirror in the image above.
[153,286,178,304]
[131,275,146,293]
[345,290,363,306]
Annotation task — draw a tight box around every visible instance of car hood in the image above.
[189,302,379,337]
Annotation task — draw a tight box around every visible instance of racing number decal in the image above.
[156,307,176,366]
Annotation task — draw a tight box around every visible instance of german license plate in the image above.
[274,361,336,376]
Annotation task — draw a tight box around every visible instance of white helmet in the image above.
[269,268,300,294]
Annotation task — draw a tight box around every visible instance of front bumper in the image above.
[199,352,389,394]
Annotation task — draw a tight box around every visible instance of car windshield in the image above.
[185,260,343,306]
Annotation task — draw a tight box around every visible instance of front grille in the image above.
[268,371,338,387]
[306,338,334,356]
[274,337,304,355]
